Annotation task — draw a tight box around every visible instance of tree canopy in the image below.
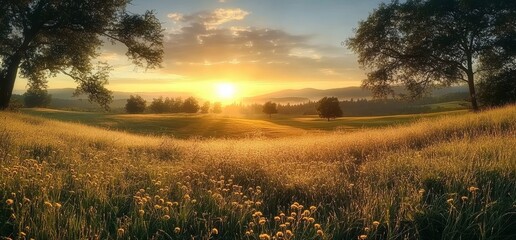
[347,0,516,111]
[125,95,146,114]
[0,0,164,110]
[262,101,278,118]
[182,97,200,113]
[317,97,342,121]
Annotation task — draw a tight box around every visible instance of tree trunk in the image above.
[467,72,479,112]
[0,54,22,110]
[465,51,479,112]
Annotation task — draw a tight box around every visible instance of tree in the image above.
[317,97,342,121]
[125,95,146,114]
[478,69,516,107]
[212,102,222,114]
[0,0,164,110]
[182,97,199,113]
[149,97,169,113]
[262,101,278,118]
[200,101,210,114]
[347,0,516,111]
[167,97,183,113]
[23,87,51,108]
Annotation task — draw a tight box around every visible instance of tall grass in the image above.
[1,106,515,239]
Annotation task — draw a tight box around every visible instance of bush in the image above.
[23,88,51,108]
[125,95,146,113]
[478,69,516,107]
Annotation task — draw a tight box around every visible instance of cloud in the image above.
[162,8,360,83]
[173,8,249,29]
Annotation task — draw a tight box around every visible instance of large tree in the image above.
[347,0,516,111]
[262,101,278,119]
[317,97,342,121]
[0,0,164,110]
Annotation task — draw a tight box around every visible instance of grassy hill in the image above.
[21,108,467,139]
[1,105,515,239]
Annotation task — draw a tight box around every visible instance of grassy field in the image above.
[21,108,467,139]
[1,106,515,239]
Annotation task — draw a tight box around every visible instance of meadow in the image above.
[21,108,467,139]
[1,106,515,239]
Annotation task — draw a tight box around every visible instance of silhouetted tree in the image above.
[167,97,183,113]
[212,102,222,114]
[125,95,146,114]
[200,101,210,114]
[317,97,342,121]
[348,0,516,111]
[478,69,516,107]
[0,1,164,110]
[149,97,169,113]
[182,97,200,113]
[23,87,51,108]
[262,101,278,118]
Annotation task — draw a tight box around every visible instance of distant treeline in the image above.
[225,92,469,116]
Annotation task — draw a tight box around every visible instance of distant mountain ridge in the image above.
[245,85,468,103]
[44,88,191,100]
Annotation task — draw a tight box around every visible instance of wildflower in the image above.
[315,223,322,230]
[259,218,266,225]
[44,201,53,208]
[279,224,287,229]
[359,235,368,239]
[117,228,125,237]
[166,201,173,207]
[461,196,468,201]
[245,231,251,236]
[255,201,262,206]
[259,234,271,240]
[174,227,181,234]
[254,211,263,217]
[191,199,197,204]
[290,202,299,210]
[183,194,191,201]
[468,186,479,192]
[6,199,14,205]
[372,221,380,227]
[310,205,317,212]
[276,231,284,238]
[162,215,171,220]
[364,227,370,232]
[287,216,295,222]
[158,198,164,205]
[317,229,324,236]
[23,197,30,204]
[54,202,62,209]
[418,189,426,194]
[19,232,26,237]
[302,210,311,216]
[446,198,454,204]
[154,204,162,210]
[308,217,315,223]
[138,209,145,216]
[274,216,281,222]
[285,230,293,238]
[279,213,285,217]
[211,228,218,235]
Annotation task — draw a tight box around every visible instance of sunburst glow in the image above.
[215,83,236,100]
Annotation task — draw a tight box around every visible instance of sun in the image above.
[215,83,236,100]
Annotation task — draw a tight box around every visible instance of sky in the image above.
[14,0,387,100]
